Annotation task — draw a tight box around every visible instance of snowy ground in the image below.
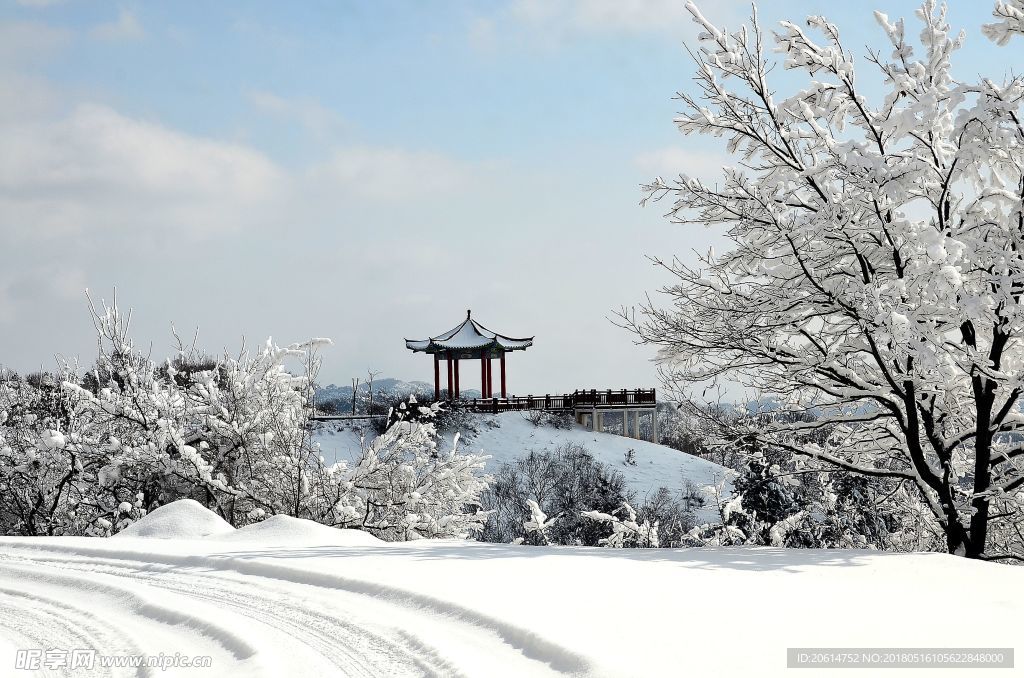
[314,412,732,523]
[1,501,1021,677]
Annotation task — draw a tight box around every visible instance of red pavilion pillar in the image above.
[454,357,461,399]
[480,355,488,398]
[433,353,440,401]
[486,356,493,398]
[500,352,507,398]
[446,352,453,400]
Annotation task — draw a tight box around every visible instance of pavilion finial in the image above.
[467,309,472,319]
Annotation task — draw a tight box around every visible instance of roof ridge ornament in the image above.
[467,309,471,319]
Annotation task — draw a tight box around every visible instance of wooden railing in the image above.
[464,388,655,414]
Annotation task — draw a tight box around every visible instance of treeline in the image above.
[0,297,490,540]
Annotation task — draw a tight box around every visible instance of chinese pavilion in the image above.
[405,310,533,400]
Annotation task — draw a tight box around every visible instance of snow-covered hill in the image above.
[450,412,730,518]
[0,504,1020,677]
[313,411,732,524]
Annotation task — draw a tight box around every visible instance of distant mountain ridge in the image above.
[315,378,481,413]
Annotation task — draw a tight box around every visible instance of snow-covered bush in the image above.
[0,372,82,535]
[582,503,659,548]
[683,446,936,551]
[521,498,557,545]
[635,486,702,547]
[480,443,635,545]
[427,403,480,439]
[308,400,491,540]
[521,410,574,430]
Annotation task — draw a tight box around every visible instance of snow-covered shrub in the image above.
[656,402,729,464]
[582,503,659,548]
[521,410,574,430]
[0,368,104,536]
[521,498,557,545]
[479,443,633,546]
[636,486,701,547]
[428,404,480,439]
[683,446,931,551]
[308,402,491,540]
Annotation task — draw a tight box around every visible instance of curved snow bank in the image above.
[218,515,383,545]
[115,499,236,539]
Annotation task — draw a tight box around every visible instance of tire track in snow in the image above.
[39,557,456,677]
[0,558,266,678]
[0,552,496,677]
[0,543,593,676]
[0,582,143,678]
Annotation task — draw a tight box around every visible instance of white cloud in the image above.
[247,90,346,139]
[0,98,475,245]
[306,147,470,201]
[0,71,60,122]
[0,104,287,238]
[0,21,71,63]
[90,9,144,42]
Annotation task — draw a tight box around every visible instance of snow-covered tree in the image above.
[1,297,493,540]
[684,443,928,551]
[0,371,79,535]
[625,2,1024,559]
[309,399,492,540]
[58,293,332,529]
[582,503,659,548]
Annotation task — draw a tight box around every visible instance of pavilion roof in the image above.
[405,311,533,354]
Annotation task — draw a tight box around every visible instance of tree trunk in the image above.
[945,510,970,556]
[966,371,998,558]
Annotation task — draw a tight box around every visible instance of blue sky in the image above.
[0,1,1012,393]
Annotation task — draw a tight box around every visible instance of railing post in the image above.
[545,394,551,408]
[492,397,498,414]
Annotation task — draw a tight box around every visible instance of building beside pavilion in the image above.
[405,310,533,400]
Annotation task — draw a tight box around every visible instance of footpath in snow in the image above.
[1,500,1022,677]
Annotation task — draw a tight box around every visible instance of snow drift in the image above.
[114,499,235,539]
[217,515,384,545]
